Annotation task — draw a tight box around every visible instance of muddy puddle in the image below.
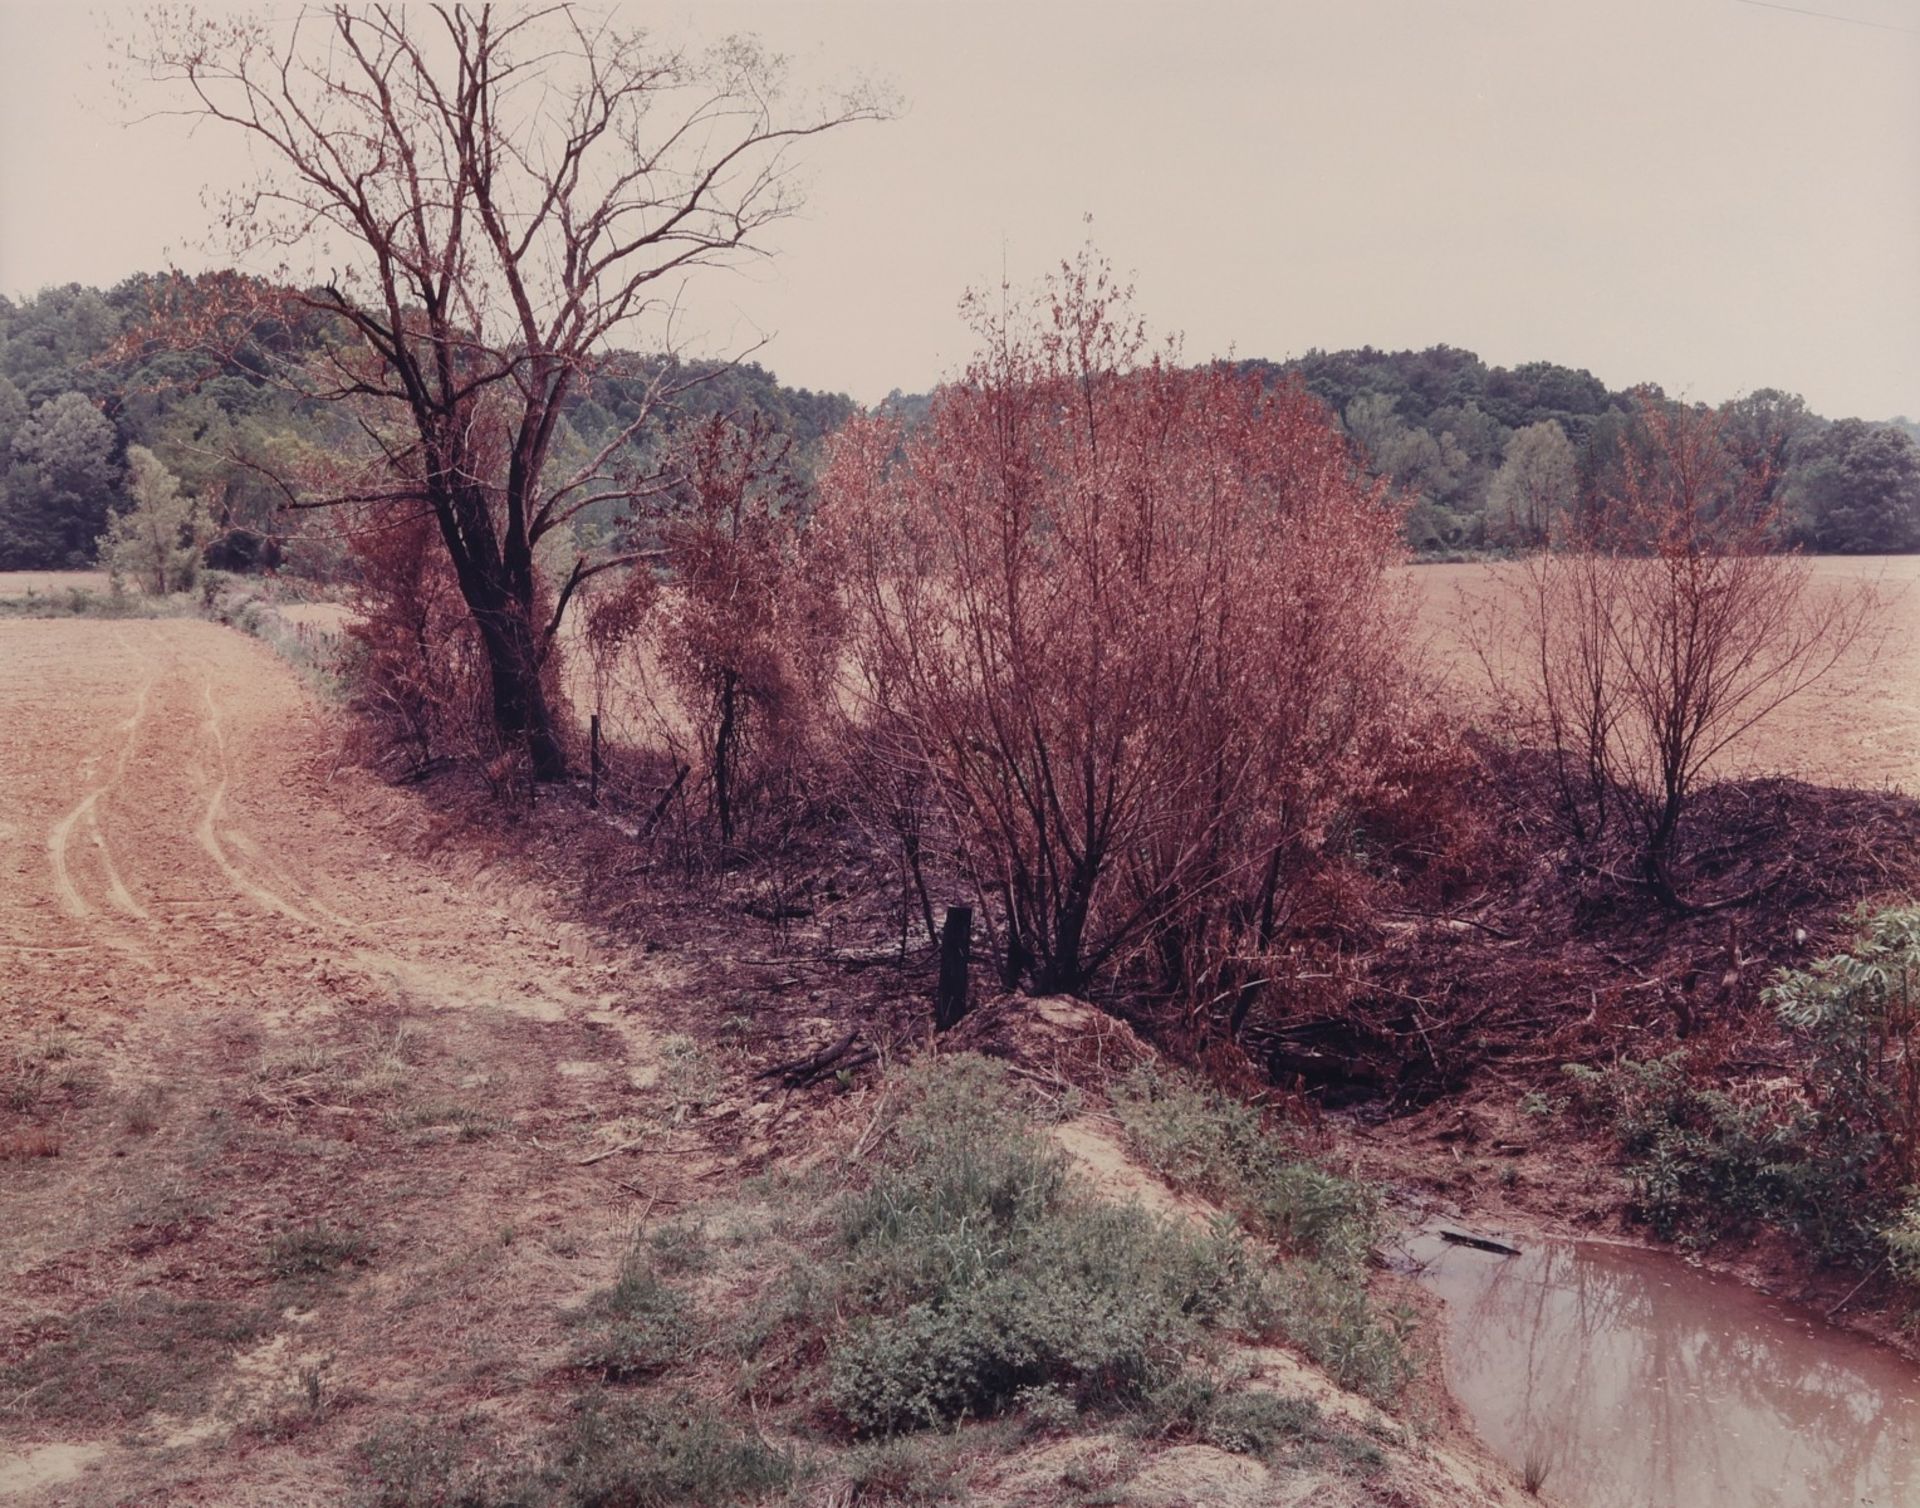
[1404,1231,1920,1507]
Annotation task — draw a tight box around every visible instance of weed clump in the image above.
[813,1055,1404,1435]
[358,1399,794,1508]
[1109,1066,1412,1400]
[1566,908,1920,1271]
[1110,1066,1380,1264]
[268,1220,373,1279]
[571,1241,697,1381]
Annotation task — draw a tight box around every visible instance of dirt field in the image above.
[0,573,115,601]
[0,618,711,1504]
[1409,556,1920,792]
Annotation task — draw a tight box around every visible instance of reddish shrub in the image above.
[584,415,842,843]
[820,247,1411,1002]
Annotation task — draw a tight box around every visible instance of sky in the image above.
[1,0,1916,419]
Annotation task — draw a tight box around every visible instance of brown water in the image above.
[1405,1231,1920,1507]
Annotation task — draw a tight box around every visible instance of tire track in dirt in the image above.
[191,673,325,929]
[41,638,157,962]
[4,615,684,1506]
[46,658,154,924]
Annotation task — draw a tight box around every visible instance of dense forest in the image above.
[1254,346,1920,555]
[3,274,1917,572]
[0,276,856,573]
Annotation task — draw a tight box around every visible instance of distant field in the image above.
[271,600,356,634]
[0,570,115,598]
[10,560,1910,794]
[1408,556,1920,794]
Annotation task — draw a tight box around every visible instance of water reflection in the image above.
[1405,1232,1920,1507]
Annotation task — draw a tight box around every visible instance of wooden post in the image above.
[589,713,601,808]
[935,905,973,1033]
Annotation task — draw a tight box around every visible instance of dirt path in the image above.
[0,620,705,1505]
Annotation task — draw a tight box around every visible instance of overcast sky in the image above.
[1,0,1916,418]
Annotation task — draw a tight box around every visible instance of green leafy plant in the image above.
[570,1240,696,1381]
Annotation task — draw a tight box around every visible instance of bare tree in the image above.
[133,3,887,776]
[1487,397,1880,909]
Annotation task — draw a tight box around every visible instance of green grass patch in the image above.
[0,1292,270,1424]
[357,1399,797,1508]
[1109,1065,1413,1401]
[570,1239,698,1381]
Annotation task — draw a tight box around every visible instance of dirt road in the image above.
[0,620,698,1505]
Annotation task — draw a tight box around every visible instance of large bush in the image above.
[822,248,1409,998]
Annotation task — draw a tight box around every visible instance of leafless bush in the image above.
[1475,396,1881,909]
[584,415,842,849]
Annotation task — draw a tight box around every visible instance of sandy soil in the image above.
[0,619,706,1505]
[267,602,355,635]
[1407,556,1920,791]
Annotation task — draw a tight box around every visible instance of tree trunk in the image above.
[470,583,567,781]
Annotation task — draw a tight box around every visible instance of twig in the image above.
[578,1135,649,1166]
[1825,1257,1886,1320]
[1437,1227,1522,1257]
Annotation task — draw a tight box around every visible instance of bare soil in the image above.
[0,619,715,1504]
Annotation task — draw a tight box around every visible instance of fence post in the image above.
[589,713,601,809]
[935,904,973,1033]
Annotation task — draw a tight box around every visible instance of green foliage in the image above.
[1884,1199,1920,1286]
[1767,906,1920,1176]
[99,444,203,594]
[826,1058,1275,1434]
[1487,419,1578,547]
[1786,417,1920,552]
[1109,1066,1380,1269]
[2,389,122,568]
[1563,1043,1882,1263]
[0,276,851,575]
[1225,346,1917,555]
[1107,1066,1411,1400]
[571,1240,697,1381]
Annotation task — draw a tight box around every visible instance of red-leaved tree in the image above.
[821,250,1410,998]
[586,414,841,842]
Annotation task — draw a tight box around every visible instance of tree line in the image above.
[1271,348,1920,555]
[0,277,855,576]
[3,271,1915,576]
